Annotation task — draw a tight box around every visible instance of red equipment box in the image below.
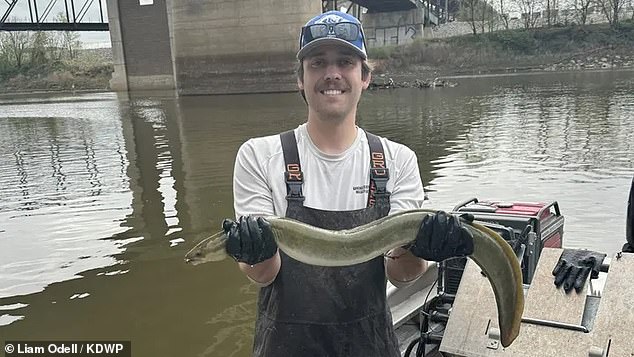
[452,198,565,284]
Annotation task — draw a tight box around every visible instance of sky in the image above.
[1,0,112,48]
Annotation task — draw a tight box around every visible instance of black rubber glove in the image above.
[223,216,277,266]
[409,211,474,262]
[552,249,606,293]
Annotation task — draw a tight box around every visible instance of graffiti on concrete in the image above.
[365,24,420,47]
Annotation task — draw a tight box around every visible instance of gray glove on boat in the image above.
[552,249,606,293]
[223,216,277,266]
[409,211,474,262]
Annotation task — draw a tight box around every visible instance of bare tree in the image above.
[62,30,82,59]
[462,0,500,34]
[4,31,31,68]
[517,0,543,28]
[49,12,82,60]
[488,5,500,31]
[499,0,511,29]
[0,33,10,72]
[463,0,481,34]
[623,0,634,21]
[572,0,594,24]
[30,31,50,67]
[480,0,499,32]
[597,0,627,25]
[48,33,64,62]
[50,12,67,61]
[544,0,560,26]
[549,0,559,25]
[481,0,488,32]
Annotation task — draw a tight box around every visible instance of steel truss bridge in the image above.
[324,0,440,24]
[3,0,436,32]
[0,0,108,31]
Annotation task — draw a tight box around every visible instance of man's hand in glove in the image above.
[409,211,474,262]
[224,216,278,266]
[552,249,606,293]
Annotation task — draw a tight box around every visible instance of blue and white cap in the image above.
[297,10,367,60]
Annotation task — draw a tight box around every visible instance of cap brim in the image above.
[296,37,367,60]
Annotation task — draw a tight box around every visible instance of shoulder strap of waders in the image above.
[365,132,390,208]
[280,130,305,202]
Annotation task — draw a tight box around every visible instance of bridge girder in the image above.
[1,0,108,31]
[350,0,417,12]
[0,22,107,30]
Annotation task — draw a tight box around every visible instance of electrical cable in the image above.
[405,277,439,357]
[416,277,439,357]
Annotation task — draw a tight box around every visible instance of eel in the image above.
[184,209,524,347]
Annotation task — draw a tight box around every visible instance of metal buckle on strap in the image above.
[285,182,305,201]
[371,167,389,194]
[285,170,305,202]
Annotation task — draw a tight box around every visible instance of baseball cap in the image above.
[297,10,367,60]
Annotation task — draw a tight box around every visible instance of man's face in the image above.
[298,45,371,123]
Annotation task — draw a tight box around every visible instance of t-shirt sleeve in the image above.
[233,139,276,219]
[385,145,426,287]
[389,146,425,214]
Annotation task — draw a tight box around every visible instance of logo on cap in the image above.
[316,14,346,24]
[297,11,367,60]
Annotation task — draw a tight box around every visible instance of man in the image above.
[222,11,472,356]
[623,177,634,253]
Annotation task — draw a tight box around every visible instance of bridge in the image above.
[1,0,443,94]
[0,0,108,31]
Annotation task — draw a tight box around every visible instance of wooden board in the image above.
[439,258,499,357]
[499,248,594,357]
[440,248,594,357]
[522,248,588,324]
[502,324,593,357]
[589,252,634,356]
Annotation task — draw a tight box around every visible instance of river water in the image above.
[1,70,633,356]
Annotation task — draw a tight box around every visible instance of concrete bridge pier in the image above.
[362,7,435,48]
[106,0,437,94]
[107,0,175,91]
[107,0,321,95]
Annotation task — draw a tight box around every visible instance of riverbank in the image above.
[0,48,113,94]
[368,21,634,87]
[1,21,633,93]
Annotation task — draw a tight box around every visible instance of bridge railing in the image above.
[340,0,441,26]
[1,0,108,31]
[416,0,441,25]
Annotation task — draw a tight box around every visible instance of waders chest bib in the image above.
[253,130,400,357]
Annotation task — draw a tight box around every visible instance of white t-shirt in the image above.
[233,123,425,218]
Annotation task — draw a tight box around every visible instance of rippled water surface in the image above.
[1,70,633,356]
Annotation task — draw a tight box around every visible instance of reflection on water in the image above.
[0,70,633,356]
[201,284,258,357]
[0,95,138,301]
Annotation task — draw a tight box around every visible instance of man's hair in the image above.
[296,60,372,102]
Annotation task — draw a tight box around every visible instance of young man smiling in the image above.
[298,43,369,132]
[221,10,474,356]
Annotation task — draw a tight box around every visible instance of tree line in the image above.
[454,0,634,34]
[0,15,81,77]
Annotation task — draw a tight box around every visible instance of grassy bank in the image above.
[369,20,634,80]
[0,48,112,93]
